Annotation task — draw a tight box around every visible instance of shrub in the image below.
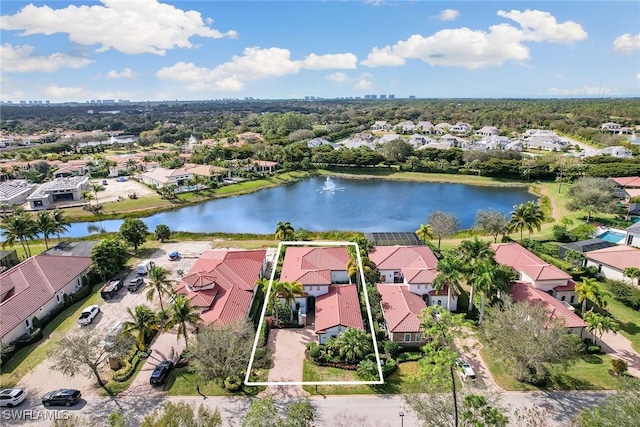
[397,351,423,363]
[113,355,140,382]
[384,341,401,358]
[356,359,379,381]
[587,345,603,355]
[308,343,321,359]
[224,374,242,392]
[608,280,640,309]
[382,359,398,378]
[611,358,628,376]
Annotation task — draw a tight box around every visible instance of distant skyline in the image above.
[1,1,639,102]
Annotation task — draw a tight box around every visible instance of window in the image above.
[597,264,603,273]
[437,300,442,306]
[561,296,566,302]
[380,275,386,282]
[404,333,411,342]
[25,318,31,329]
[56,294,61,303]
[570,296,575,303]
[316,286,321,291]
[415,333,423,341]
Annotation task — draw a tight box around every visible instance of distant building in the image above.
[26,176,89,209]
[0,180,37,206]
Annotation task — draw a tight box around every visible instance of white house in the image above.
[475,126,499,137]
[626,222,640,248]
[601,122,621,133]
[26,176,89,209]
[370,121,391,131]
[0,180,36,207]
[1,254,92,344]
[585,246,640,284]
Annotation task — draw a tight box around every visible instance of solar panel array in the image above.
[364,232,423,246]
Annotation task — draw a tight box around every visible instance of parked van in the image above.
[137,260,155,276]
[103,320,124,350]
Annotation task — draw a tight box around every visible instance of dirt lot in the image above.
[90,177,155,203]
[16,241,213,398]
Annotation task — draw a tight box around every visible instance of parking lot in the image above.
[16,241,213,399]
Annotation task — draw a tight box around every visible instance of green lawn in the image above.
[600,282,640,353]
[165,367,264,396]
[301,359,423,395]
[481,347,623,391]
[0,284,104,388]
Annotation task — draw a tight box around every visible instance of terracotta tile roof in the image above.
[369,246,438,270]
[315,285,363,333]
[554,280,576,292]
[610,176,640,188]
[585,245,640,271]
[491,243,571,282]
[403,268,437,284]
[377,285,426,333]
[280,247,350,284]
[174,250,266,326]
[509,282,586,329]
[0,255,92,338]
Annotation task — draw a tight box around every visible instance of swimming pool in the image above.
[598,230,626,244]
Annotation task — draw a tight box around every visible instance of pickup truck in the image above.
[100,278,123,300]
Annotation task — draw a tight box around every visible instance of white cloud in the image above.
[362,9,587,69]
[0,0,237,55]
[44,84,85,99]
[437,9,459,21]
[106,68,136,79]
[157,47,358,91]
[636,73,640,80]
[496,9,587,44]
[354,73,374,90]
[326,72,349,83]
[613,33,640,52]
[1,43,92,73]
[547,85,617,96]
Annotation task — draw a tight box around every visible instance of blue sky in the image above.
[1,1,639,102]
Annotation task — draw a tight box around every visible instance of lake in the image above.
[56,177,535,238]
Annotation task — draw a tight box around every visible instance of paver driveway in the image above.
[262,326,315,397]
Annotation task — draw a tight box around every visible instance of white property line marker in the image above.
[245,240,384,386]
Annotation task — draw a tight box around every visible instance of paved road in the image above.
[1,390,612,426]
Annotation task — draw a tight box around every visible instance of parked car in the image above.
[0,388,26,407]
[41,389,81,407]
[77,305,100,326]
[102,320,125,350]
[136,260,155,276]
[100,278,124,300]
[455,358,476,380]
[168,251,181,261]
[127,277,144,292]
[102,179,108,185]
[150,360,174,385]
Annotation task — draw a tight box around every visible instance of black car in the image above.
[150,360,174,385]
[41,389,81,407]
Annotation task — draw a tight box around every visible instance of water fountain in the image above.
[320,176,343,193]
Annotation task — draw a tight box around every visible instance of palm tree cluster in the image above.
[259,279,304,325]
[1,208,69,256]
[274,221,295,241]
[312,328,373,365]
[433,237,515,323]
[509,201,544,240]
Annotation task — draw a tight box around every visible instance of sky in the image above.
[1,0,639,103]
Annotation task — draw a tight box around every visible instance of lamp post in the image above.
[399,410,404,427]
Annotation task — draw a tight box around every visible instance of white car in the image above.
[455,358,477,380]
[77,305,100,326]
[0,388,27,407]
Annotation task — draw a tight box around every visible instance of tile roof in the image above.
[377,285,426,333]
[174,250,266,326]
[1,254,92,338]
[315,285,363,333]
[585,246,640,271]
[280,247,350,285]
[508,282,586,329]
[369,246,438,270]
[491,242,571,282]
[610,176,640,188]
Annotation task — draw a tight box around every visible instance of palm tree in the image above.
[576,278,610,314]
[92,184,105,206]
[260,279,284,323]
[164,294,201,349]
[1,210,37,258]
[415,223,434,245]
[276,281,304,322]
[458,238,493,312]
[432,254,464,312]
[52,209,70,242]
[123,305,160,351]
[623,267,640,287]
[509,203,529,241]
[274,221,295,241]
[471,259,515,323]
[584,312,619,345]
[35,210,56,250]
[334,328,372,363]
[523,201,544,237]
[146,266,174,311]
[81,191,94,205]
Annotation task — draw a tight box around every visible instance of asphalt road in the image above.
[1,390,613,426]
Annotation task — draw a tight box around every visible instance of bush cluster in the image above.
[609,280,640,310]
